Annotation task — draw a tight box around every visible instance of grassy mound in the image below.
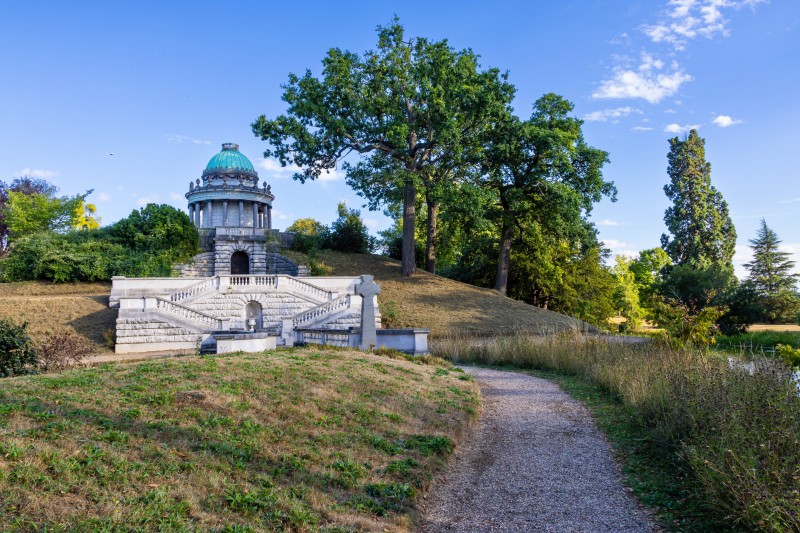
[0,252,589,351]
[0,348,477,531]
[308,250,590,337]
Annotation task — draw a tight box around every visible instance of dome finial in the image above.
[221,143,239,151]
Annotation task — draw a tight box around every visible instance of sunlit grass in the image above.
[0,348,477,531]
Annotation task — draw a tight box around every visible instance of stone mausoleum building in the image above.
[109,143,428,356]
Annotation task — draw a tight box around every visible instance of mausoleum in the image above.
[109,143,428,356]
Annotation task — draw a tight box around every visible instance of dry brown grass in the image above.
[317,250,589,338]
[0,281,116,352]
[747,323,800,332]
[0,347,478,531]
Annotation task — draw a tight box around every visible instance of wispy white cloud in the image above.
[271,209,291,221]
[631,126,654,132]
[778,197,800,205]
[712,115,743,127]
[610,32,631,45]
[604,239,640,259]
[362,218,380,230]
[592,53,692,103]
[16,168,59,179]
[97,192,112,202]
[664,123,700,134]
[642,0,768,50]
[597,219,622,226]
[258,158,343,182]
[166,134,211,145]
[584,106,641,122]
[137,194,160,206]
[169,193,185,201]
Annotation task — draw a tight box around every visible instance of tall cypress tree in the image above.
[660,130,736,271]
[744,218,798,294]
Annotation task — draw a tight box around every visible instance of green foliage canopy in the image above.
[481,94,615,294]
[253,18,514,277]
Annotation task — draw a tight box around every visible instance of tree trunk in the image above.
[401,178,417,277]
[425,199,438,273]
[495,219,513,294]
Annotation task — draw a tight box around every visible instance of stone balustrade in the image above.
[292,294,352,328]
[155,298,222,330]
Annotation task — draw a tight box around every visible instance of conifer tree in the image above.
[660,130,736,271]
[744,218,798,294]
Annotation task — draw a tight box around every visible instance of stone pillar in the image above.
[239,201,244,227]
[252,202,258,228]
[267,205,272,229]
[206,201,213,228]
[188,204,195,227]
[355,275,381,350]
[222,200,228,227]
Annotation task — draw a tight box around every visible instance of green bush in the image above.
[320,203,375,254]
[0,319,38,377]
[775,344,800,369]
[0,204,199,283]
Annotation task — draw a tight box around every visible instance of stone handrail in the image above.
[282,276,332,301]
[292,294,351,328]
[218,274,332,302]
[169,277,218,302]
[220,274,279,288]
[156,298,222,329]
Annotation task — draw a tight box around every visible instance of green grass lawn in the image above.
[0,348,477,531]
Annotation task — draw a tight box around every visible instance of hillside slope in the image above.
[0,253,588,349]
[315,251,590,338]
[0,281,115,351]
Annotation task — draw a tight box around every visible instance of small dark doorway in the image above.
[231,251,249,275]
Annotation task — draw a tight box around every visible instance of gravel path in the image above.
[420,367,656,532]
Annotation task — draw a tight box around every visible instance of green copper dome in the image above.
[204,143,256,174]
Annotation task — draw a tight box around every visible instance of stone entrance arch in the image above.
[231,251,249,275]
[244,301,263,331]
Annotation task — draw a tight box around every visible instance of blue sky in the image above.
[2,1,798,278]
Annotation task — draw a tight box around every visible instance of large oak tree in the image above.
[252,19,513,276]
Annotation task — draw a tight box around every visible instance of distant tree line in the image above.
[611,130,799,345]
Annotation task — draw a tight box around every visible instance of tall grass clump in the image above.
[432,333,800,531]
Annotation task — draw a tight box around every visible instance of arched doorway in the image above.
[231,251,249,275]
[245,301,263,331]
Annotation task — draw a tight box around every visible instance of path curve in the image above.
[420,367,655,532]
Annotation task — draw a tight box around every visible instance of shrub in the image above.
[0,319,38,377]
[320,203,375,254]
[37,329,94,371]
[775,344,800,369]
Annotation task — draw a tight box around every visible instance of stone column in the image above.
[206,201,213,228]
[252,202,259,228]
[238,201,244,227]
[355,275,381,350]
[222,200,228,227]
[188,204,195,226]
[267,205,272,229]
